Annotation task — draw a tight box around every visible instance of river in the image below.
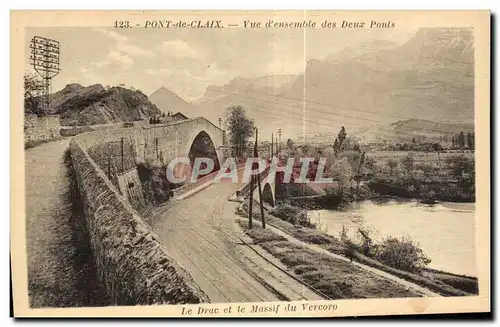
[308,200,476,277]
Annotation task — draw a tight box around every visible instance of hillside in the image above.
[391,119,474,135]
[46,84,161,126]
[149,87,197,118]
[194,27,474,138]
[193,74,299,127]
[355,119,475,143]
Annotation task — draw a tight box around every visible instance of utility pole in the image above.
[106,143,112,179]
[275,137,278,157]
[30,36,61,112]
[155,138,159,160]
[303,181,307,223]
[278,129,282,155]
[255,128,266,228]
[120,137,124,172]
[271,133,274,159]
[248,130,258,229]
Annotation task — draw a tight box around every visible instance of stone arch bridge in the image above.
[76,117,226,171]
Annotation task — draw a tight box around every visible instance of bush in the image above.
[374,236,431,273]
[355,226,376,256]
[269,203,316,228]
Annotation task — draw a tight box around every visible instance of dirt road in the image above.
[25,139,96,308]
[151,179,324,303]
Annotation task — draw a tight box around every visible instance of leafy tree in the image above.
[467,132,474,150]
[445,155,475,178]
[432,142,442,162]
[458,131,466,150]
[328,157,352,192]
[364,156,376,172]
[375,236,431,272]
[387,158,398,174]
[333,126,347,158]
[355,225,376,256]
[224,106,255,157]
[401,154,415,173]
[24,73,44,115]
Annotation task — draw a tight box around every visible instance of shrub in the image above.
[269,203,315,228]
[355,225,377,256]
[374,235,431,273]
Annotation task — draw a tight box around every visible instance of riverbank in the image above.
[240,200,478,297]
[237,219,425,299]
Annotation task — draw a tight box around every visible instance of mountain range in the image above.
[33,27,474,140]
[178,27,475,140]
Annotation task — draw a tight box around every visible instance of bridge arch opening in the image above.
[262,183,275,206]
[188,131,221,178]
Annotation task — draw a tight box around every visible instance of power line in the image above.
[219,78,473,128]
[205,87,470,139]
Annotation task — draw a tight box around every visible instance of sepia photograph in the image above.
[11,10,490,318]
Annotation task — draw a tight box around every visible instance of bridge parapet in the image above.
[68,137,210,305]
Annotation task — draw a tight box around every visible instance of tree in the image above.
[286,138,294,151]
[432,142,442,163]
[328,157,352,193]
[387,158,398,174]
[445,155,475,178]
[375,236,431,272]
[24,73,44,116]
[467,132,474,151]
[333,126,347,158]
[458,131,466,151]
[224,106,255,157]
[401,154,415,174]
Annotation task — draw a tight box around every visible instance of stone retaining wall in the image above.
[69,139,209,305]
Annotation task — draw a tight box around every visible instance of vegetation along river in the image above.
[308,200,476,277]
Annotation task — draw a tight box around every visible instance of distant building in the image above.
[148,111,190,125]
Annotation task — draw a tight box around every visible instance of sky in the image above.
[25,25,418,102]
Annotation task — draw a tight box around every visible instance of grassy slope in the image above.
[239,220,422,299]
[241,201,477,297]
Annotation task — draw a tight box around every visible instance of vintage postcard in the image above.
[11,10,490,318]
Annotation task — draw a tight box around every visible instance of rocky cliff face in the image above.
[48,84,161,126]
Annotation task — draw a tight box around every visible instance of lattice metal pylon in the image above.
[29,36,61,111]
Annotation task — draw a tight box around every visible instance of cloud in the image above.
[92,27,155,58]
[79,66,107,85]
[116,42,155,58]
[107,51,134,66]
[92,27,128,43]
[161,40,202,60]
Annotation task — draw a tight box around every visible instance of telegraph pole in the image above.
[30,36,61,112]
[121,137,124,172]
[248,130,257,229]
[278,129,282,155]
[255,128,266,228]
[271,133,274,158]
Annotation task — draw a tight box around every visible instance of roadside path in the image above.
[25,139,94,307]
